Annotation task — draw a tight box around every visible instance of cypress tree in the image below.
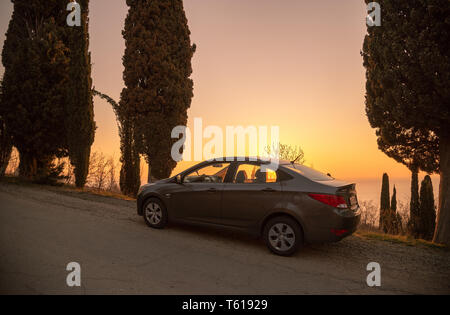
[391,185,397,212]
[119,117,141,196]
[118,85,141,195]
[380,173,390,231]
[64,0,95,187]
[0,81,12,176]
[390,185,402,234]
[362,0,450,244]
[409,169,420,237]
[0,118,11,177]
[419,175,436,240]
[121,0,195,183]
[92,89,140,196]
[0,0,70,180]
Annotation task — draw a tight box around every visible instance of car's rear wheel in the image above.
[143,198,168,229]
[263,216,303,256]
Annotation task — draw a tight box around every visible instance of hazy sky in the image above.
[0,0,429,181]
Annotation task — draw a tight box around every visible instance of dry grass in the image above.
[1,175,135,201]
[355,230,447,250]
[63,186,136,201]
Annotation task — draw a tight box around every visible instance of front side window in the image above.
[233,163,278,184]
[184,163,230,183]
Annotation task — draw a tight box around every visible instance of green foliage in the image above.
[1,0,94,186]
[409,170,420,236]
[0,81,12,176]
[93,89,140,196]
[63,0,95,187]
[362,0,445,173]
[93,90,120,118]
[34,160,68,186]
[382,185,402,235]
[418,175,436,240]
[119,118,141,196]
[376,127,439,174]
[391,185,397,212]
[0,118,11,177]
[362,0,450,244]
[380,173,390,231]
[0,0,70,180]
[121,0,195,181]
[363,0,449,135]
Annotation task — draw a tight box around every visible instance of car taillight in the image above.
[308,194,348,209]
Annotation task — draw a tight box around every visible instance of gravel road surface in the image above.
[0,182,449,294]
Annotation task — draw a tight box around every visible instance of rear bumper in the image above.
[305,207,361,243]
[329,208,360,241]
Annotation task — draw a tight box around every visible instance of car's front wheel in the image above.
[143,198,168,229]
[263,216,303,256]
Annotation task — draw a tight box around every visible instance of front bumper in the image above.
[136,193,144,216]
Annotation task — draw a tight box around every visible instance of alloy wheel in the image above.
[268,223,296,252]
[145,202,162,225]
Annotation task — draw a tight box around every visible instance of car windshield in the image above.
[284,163,334,181]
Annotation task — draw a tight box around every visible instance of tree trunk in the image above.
[0,146,12,176]
[433,135,450,245]
[72,145,91,188]
[0,122,12,176]
[18,150,38,179]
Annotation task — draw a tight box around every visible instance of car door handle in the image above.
[207,188,218,193]
[261,188,276,192]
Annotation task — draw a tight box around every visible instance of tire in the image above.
[263,216,303,256]
[142,198,168,229]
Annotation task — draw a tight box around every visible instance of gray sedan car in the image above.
[137,157,361,256]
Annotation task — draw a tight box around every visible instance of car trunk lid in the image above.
[336,183,359,211]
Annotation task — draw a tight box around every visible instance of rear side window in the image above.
[284,164,333,181]
[233,163,278,184]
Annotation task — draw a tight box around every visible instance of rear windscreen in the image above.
[284,164,334,181]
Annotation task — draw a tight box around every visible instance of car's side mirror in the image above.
[175,174,183,184]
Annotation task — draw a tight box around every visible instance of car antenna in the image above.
[290,154,302,166]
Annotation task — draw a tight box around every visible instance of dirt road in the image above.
[0,182,449,294]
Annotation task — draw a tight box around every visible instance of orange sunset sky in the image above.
[0,0,438,185]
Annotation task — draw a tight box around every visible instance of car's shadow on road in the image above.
[168,221,264,247]
[136,218,348,259]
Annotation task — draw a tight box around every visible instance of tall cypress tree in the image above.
[1,0,70,179]
[419,175,436,240]
[92,89,140,196]
[121,0,195,183]
[409,169,420,237]
[119,117,140,196]
[380,173,390,231]
[64,0,95,187]
[362,0,450,244]
[390,185,402,234]
[0,80,12,176]
[391,185,397,212]
[0,117,10,177]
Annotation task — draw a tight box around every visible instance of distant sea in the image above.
[343,175,440,205]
